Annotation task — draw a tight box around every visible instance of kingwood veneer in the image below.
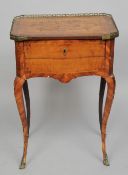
[10,13,119,169]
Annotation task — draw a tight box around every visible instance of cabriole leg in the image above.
[101,75,115,166]
[23,80,30,136]
[99,77,106,131]
[14,77,29,169]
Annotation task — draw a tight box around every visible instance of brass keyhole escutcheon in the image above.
[63,48,68,56]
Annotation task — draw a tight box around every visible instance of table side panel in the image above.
[15,39,114,81]
[23,40,107,77]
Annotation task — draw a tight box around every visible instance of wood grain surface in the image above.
[10,14,119,41]
[24,40,105,59]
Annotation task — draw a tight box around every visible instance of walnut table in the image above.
[10,13,119,169]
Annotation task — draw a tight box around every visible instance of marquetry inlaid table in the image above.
[10,13,119,169]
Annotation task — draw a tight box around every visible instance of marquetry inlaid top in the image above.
[10,13,119,41]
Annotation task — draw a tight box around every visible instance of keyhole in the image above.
[63,48,67,56]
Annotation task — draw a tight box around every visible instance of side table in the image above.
[10,13,119,169]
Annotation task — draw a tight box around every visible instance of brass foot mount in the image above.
[103,154,110,166]
[19,158,26,169]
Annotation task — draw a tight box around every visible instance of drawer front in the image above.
[24,40,105,59]
[25,57,107,75]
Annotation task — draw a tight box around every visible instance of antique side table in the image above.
[10,13,119,169]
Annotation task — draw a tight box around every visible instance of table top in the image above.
[10,13,119,41]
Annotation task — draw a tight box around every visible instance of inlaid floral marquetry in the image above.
[10,13,119,169]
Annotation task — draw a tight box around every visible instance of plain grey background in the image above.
[0,0,128,174]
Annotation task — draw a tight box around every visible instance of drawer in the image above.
[25,57,108,75]
[24,40,105,59]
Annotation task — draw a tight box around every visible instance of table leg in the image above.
[99,77,106,131]
[23,80,30,136]
[14,77,29,169]
[101,75,115,166]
